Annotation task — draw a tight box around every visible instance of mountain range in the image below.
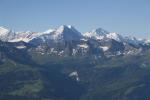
[0,25,150,100]
[0,25,150,58]
[1,25,150,44]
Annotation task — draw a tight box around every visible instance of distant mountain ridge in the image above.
[0,25,149,44]
[0,25,150,57]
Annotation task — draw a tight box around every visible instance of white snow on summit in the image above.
[0,25,149,48]
[0,27,10,35]
[32,25,83,42]
[49,25,82,41]
[10,31,41,42]
[106,32,123,42]
[84,28,109,40]
[0,27,15,41]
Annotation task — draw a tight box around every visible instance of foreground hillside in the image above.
[0,25,150,100]
[0,41,150,100]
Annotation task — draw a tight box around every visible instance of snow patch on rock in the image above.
[69,71,80,81]
[100,46,109,51]
[77,44,88,49]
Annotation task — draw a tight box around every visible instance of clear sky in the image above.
[0,0,150,38]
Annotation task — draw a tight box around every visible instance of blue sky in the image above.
[0,0,150,38]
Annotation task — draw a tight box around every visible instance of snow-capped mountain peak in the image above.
[84,28,125,42]
[19,25,83,43]
[0,26,15,41]
[56,25,66,33]
[92,28,109,35]
[56,25,80,34]
[0,25,149,49]
[42,25,76,34]
[9,31,40,42]
[106,32,123,42]
[52,25,82,41]
[0,26,10,36]
[84,28,109,40]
